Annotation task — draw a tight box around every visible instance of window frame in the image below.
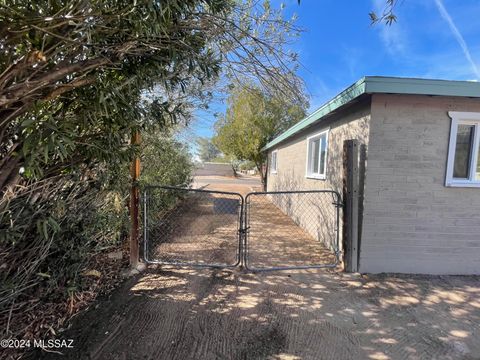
[446,111,480,188]
[305,129,329,180]
[270,150,278,174]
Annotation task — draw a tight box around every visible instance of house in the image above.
[264,76,480,275]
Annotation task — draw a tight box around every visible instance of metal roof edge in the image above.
[363,76,480,97]
[263,76,480,151]
[263,77,367,150]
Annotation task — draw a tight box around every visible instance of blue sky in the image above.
[184,0,480,146]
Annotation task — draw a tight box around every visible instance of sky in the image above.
[183,0,480,149]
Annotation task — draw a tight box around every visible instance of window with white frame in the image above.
[446,111,480,187]
[270,150,278,173]
[306,130,328,179]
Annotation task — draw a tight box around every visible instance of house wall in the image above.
[360,94,480,275]
[266,102,371,252]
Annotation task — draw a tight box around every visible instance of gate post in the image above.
[343,139,359,272]
[130,131,141,268]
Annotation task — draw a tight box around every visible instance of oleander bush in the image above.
[0,0,301,344]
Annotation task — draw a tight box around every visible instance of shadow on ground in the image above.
[34,267,480,360]
[33,179,480,359]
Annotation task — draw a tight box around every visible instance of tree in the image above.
[369,0,399,25]
[141,132,194,187]
[0,0,304,342]
[213,83,307,188]
[0,0,303,192]
[196,137,221,162]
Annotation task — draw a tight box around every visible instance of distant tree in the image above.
[196,137,221,163]
[239,160,257,171]
[213,83,307,188]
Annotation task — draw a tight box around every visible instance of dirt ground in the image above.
[245,193,337,270]
[146,189,242,266]
[147,178,336,270]
[35,177,480,360]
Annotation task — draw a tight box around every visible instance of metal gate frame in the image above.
[243,190,342,272]
[142,185,244,268]
[142,186,341,271]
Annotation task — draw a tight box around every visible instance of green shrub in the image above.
[0,131,193,337]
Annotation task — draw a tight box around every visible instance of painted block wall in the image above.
[360,94,480,274]
[266,102,371,253]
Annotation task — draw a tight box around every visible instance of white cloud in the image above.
[372,0,409,56]
[434,0,480,79]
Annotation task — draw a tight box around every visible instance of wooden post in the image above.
[358,144,367,262]
[344,139,359,272]
[130,131,141,268]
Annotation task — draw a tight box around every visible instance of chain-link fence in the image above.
[143,186,341,271]
[143,186,243,267]
[244,190,341,271]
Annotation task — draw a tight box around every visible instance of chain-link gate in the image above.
[143,186,341,271]
[244,190,342,271]
[143,186,243,268]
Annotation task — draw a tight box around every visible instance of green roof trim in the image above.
[264,76,480,150]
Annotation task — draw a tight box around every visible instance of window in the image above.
[306,130,328,179]
[446,112,480,187]
[270,150,278,173]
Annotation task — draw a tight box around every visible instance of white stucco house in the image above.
[264,76,480,275]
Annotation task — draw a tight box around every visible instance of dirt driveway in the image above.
[37,177,480,360]
[147,176,336,270]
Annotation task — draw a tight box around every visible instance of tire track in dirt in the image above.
[164,270,239,360]
[91,293,190,359]
[35,268,480,360]
[139,269,293,360]
[249,275,366,360]
[128,270,233,360]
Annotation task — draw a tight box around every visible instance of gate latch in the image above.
[239,227,249,235]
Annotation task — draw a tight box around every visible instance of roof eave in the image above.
[364,76,480,97]
[263,76,480,151]
[263,77,367,151]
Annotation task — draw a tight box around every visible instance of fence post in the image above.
[343,139,359,272]
[130,131,141,268]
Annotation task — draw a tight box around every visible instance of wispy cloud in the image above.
[434,0,480,79]
[306,77,335,113]
[372,0,408,56]
[379,24,407,56]
[420,50,480,80]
